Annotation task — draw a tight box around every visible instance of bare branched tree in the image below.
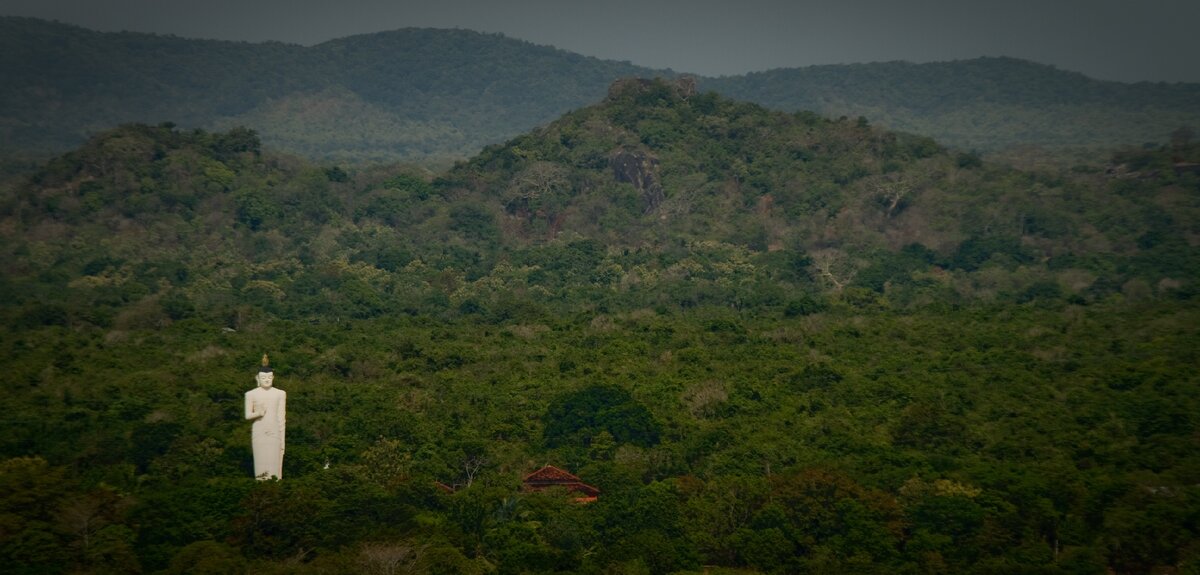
[58,496,105,558]
[505,161,569,211]
[462,453,489,487]
[684,380,729,419]
[57,488,125,564]
[810,248,857,291]
[871,177,913,219]
[358,542,425,575]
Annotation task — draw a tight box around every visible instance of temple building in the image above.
[521,465,600,503]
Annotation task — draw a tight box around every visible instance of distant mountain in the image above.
[2,17,1199,163]
[703,57,1200,152]
[0,18,314,153]
[0,18,659,163]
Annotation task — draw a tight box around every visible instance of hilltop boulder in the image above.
[607,77,697,101]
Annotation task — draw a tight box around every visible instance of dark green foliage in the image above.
[324,166,350,182]
[1,298,1197,573]
[131,422,182,472]
[950,236,1032,271]
[161,291,196,320]
[234,191,276,230]
[384,173,434,200]
[855,244,937,292]
[0,80,1198,575]
[0,458,141,574]
[210,126,262,160]
[543,385,661,448]
[163,541,246,575]
[956,151,984,169]
[1017,280,1064,304]
[784,294,826,317]
[448,204,498,242]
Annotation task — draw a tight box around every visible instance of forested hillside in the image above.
[3,17,1199,166]
[2,80,1198,573]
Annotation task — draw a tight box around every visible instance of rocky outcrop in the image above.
[607,77,697,101]
[610,149,664,214]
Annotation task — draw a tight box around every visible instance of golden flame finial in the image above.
[261,353,269,367]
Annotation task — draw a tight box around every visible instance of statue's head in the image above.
[257,353,274,388]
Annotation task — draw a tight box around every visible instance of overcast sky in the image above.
[3,0,1198,83]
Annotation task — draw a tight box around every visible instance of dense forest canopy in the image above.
[3,17,1199,167]
[1,76,1198,574]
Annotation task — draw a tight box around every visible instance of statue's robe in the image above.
[245,386,286,479]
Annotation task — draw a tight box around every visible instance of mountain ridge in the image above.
[6,78,1196,320]
[4,17,1199,164]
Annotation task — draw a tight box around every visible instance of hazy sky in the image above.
[3,0,1198,82]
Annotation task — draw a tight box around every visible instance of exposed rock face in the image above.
[607,77,697,101]
[675,76,697,99]
[610,149,664,213]
[604,77,695,215]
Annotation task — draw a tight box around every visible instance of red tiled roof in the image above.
[521,465,601,499]
[522,464,582,483]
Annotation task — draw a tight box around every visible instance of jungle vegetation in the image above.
[1,80,1198,574]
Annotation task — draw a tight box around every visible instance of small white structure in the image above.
[245,354,286,480]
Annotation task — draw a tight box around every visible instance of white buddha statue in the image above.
[245,354,286,480]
